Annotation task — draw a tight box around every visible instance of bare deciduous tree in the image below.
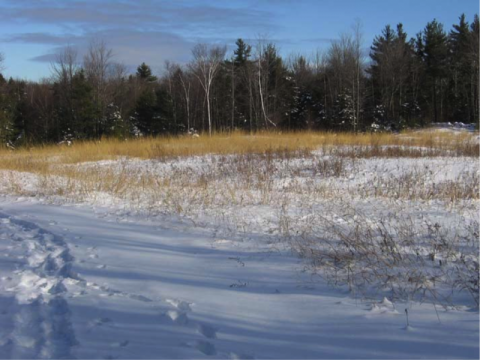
[189,43,226,136]
[49,46,79,139]
[109,62,129,112]
[83,39,115,137]
[326,21,365,131]
[51,46,78,85]
[0,52,5,73]
[84,39,114,88]
[352,20,364,133]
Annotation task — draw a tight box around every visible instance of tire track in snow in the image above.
[0,213,78,359]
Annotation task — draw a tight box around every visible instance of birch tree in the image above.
[189,44,226,136]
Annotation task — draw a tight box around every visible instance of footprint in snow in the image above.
[214,239,232,245]
[165,310,189,325]
[103,355,118,360]
[111,340,129,348]
[88,317,113,331]
[196,323,217,339]
[187,340,217,356]
[87,246,98,257]
[93,317,113,326]
[129,294,153,302]
[69,290,88,298]
[230,352,255,359]
[165,298,192,312]
[0,337,12,348]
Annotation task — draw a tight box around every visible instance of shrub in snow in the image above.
[287,210,479,307]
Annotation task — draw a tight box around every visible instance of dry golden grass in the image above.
[0,130,476,307]
[0,130,477,172]
[0,130,477,211]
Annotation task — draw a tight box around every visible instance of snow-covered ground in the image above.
[0,198,477,359]
[429,122,477,132]
[0,136,478,358]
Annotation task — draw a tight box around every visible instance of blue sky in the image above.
[0,0,477,81]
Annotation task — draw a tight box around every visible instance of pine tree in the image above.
[136,63,157,82]
[132,88,173,135]
[469,15,479,123]
[260,43,290,128]
[369,24,397,126]
[232,39,252,130]
[333,91,356,130]
[368,23,415,128]
[0,79,15,146]
[133,89,156,135]
[421,19,448,122]
[234,39,252,66]
[153,88,174,134]
[448,14,472,122]
[284,55,317,130]
[70,69,98,139]
[52,68,97,141]
[12,86,28,145]
[104,103,126,139]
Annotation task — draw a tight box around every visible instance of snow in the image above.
[0,133,478,358]
[429,122,476,132]
[0,197,477,359]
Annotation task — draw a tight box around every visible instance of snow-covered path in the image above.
[0,198,478,359]
[0,208,79,359]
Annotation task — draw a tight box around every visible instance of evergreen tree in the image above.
[70,69,98,139]
[133,89,156,135]
[132,88,173,135]
[0,13,479,145]
[12,85,28,145]
[448,14,472,122]
[136,63,157,82]
[232,39,253,130]
[104,103,126,139]
[284,55,317,130]
[234,39,252,66]
[261,43,290,127]
[368,23,415,129]
[421,19,448,122]
[333,91,356,130]
[0,78,16,146]
[154,88,174,133]
[53,69,98,141]
[469,15,479,123]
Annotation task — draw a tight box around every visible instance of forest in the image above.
[0,14,478,146]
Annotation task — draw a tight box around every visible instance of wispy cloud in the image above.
[0,0,279,70]
[0,0,277,35]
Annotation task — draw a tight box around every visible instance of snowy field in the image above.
[0,130,478,359]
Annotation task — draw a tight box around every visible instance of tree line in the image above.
[0,14,478,146]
